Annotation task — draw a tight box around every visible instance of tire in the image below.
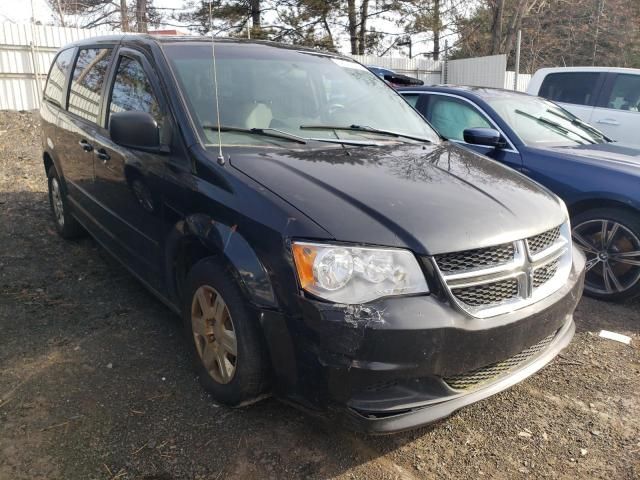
[47,165,84,239]
[572,208,640,301]
[182,257,270,406]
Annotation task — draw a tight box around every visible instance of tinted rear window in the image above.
[539,72,600,106]
[68,48,113,123]
[44,48,74,107]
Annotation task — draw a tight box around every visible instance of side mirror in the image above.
[463,127,505,148]
[110,111,160,151]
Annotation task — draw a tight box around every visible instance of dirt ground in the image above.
[0,110,638,480]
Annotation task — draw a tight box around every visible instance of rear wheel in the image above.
[183,257,270,405]
[572,208,640,301]
[47,165,84,239]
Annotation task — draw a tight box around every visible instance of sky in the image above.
[0,0,439,57]
[1,0,179,24]
[0,0,47,23]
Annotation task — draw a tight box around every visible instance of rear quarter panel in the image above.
[40,101,60,175]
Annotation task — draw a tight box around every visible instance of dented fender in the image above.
[168,213,277,308]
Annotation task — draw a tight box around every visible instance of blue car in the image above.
[398,85,640,301]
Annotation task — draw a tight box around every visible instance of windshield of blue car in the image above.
[484,95,607,146]
[163,42,439,147]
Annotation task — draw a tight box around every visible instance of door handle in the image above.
[96,149,111,163]
[79,139,93,152]
[596,118,620,126]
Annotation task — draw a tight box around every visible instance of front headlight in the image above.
[291,241,429,304]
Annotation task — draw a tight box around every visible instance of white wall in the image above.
[446,54,507,88]
[505,71,532,92]
[347,54,444,85]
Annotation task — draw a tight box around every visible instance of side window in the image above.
[427,96,491,141]
[108,56,161,126]
[43,48,74,107]
[539,72,600,106]
[403,94,420,108]
[68,48,113,123]
[605,74,640,112]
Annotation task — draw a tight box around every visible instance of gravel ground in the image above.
[0,110,639,480]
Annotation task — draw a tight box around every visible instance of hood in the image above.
[537,142,640,170]
[231,143,567,255]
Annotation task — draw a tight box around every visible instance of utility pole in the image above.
[29,0,43,108]
[433,0,440,60]
[592,0,605,65]
[513,29,521,90]
[442,40,449,84]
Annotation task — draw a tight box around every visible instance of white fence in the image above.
[0,23,116,110]
[446,54,507,88]
[349,53,522,91]
[505,71,532,92]
[347,54,443,85]
[0,23,528,111]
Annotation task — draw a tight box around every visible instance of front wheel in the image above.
[572,208,640,301]
[183,257,270,406]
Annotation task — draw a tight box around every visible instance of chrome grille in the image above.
[527,226,561,256]
[443,332,556,391]
[453,279,519,307]
[435,243,515,274]
[432,223,572,318]
[533,259,559,288]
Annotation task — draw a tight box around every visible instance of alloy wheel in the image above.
[51,177,65,227]
[191,285,238,384]
[573,219,640,296]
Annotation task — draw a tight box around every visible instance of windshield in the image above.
[483,94,608,146]
[163,42,439,147]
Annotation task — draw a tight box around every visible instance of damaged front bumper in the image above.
[261,248,585,434]
[342,317,575,433]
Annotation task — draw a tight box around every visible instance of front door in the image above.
[416,93,523,171]
[91,49,168,291]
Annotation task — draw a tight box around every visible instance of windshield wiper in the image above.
[203,124,389,147]
[300,124,433,143]
[546,109,612,142]
[202,125,307,144]
[514,110,596,145]
[201,125,381,147]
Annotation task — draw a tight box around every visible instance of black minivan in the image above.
[40,35,585,433]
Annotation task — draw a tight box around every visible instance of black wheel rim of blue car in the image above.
[572,219,640,295]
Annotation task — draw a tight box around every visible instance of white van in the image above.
[527,67,640,146]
